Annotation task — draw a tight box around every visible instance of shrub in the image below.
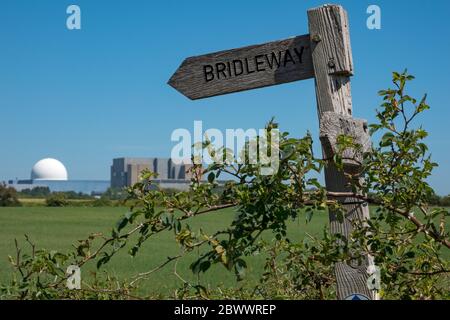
[18,186,51,198]
[102,187,127,200]
[45,193,69,207]
[0,184,21,207]
[92,197,112,207]
[441,195,450,207]
[2,72,449,300]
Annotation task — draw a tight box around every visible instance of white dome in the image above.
[31,158,68,181]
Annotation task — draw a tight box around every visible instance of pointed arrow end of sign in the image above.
[167,59,197,100]
[167,74,177,90]
[167,71,180,92]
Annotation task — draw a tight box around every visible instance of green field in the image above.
[2,206,448,298]
[0,206,328,296]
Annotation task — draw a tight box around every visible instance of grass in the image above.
[0,206,328,296]
[0,205,448,297]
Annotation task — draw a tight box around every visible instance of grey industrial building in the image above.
[5,157,194,195]
[110,157,192,190]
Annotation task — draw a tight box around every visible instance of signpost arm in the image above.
[308,4,376,300]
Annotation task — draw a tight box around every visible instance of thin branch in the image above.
[323,191,450,249]
[408,269,449,276]
[77,283,143,300]
[129,255,182,287]
[79,222,148,267]
[190,203,237,216]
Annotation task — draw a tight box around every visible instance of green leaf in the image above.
[234,259,247,281]
[191,258,211,275]
[199,261,211,273]
[306,209,313,223]
[115,216,128,232]
[96,253,111,269]
[380,132,395,147]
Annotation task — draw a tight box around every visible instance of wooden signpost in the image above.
[169,4,376,300]
[168,35,314,100]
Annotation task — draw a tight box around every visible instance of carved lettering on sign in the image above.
[168,35,314,100]
[202,47,306,83]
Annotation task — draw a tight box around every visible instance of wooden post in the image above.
[308,4,376,300]
[169,3,378,299]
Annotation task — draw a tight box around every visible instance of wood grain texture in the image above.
[168,35,314,100]
[319,112,371,167]
[308,4,376,300]
[308,4,353,117]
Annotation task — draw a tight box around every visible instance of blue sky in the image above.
[1,0,450,194]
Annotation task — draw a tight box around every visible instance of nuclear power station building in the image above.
[110,158,192,190]
[5,157,194,195]
[7,158,110,195]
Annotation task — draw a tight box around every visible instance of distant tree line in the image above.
[18,187,93,200]
[45,191,124,207]
[17,186,51,198]
[366,191,450,207]
[0,185,129,207]
[2,183,450,208]
[101,187,127,200]
[426,193,450,207]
